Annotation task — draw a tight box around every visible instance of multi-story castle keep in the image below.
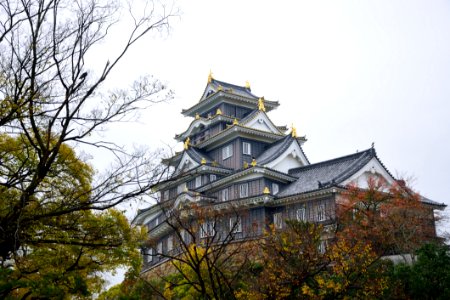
[133,74,445,271]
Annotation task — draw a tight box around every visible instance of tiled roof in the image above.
[186,147,216,165]
[205,78,259,100]
[278,149,376,197]
[420,196,447,208]
[257,134,309,165]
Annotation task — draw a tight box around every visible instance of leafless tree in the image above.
[140,201,255,299]
[0,0,176,268]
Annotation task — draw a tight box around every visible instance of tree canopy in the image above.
[0,0,176,297]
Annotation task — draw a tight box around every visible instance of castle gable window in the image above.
[243,142,251,155]
[210,174,217,182]
[222,144,233,160]
[239,183,249,198]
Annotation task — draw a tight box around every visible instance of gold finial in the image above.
[258,97,266,112]
[195,113,200,120]
[184,137,191,150]
[233,118,239,125]
[243,161,249,169]
[291,123,297,138]
[208,70,213,83]
[217,85,223,91]
[201,157,206,165]
[251,158,257,167]
[263,186,270,194]
[245,80,251,89]
[212,160,218,167]
[216,108,222,115]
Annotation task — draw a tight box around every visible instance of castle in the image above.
[133,74,445,271]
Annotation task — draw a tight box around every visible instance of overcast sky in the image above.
[96,0,450,289]
[91,0,449,224]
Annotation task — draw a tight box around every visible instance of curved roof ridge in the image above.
[322,150,374,186]
[289,148,374,175]
[187,147,216,165]
[257,134,293,165]
[211,78,259,98]
[239,109,260,124]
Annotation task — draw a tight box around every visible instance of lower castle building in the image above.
[133,74,445,272]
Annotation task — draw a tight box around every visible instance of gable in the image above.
[264,141,309,173]
[342,157,395,188]
[242,111,282,134]
[175,152,200,175]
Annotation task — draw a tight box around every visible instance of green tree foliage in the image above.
[388,243,450,300]
[0,0,176,297]
[0,135,146,298]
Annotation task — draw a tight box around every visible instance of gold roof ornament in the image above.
[245,80,251,89]
[212,160,218,167]
[233,118,239,125]
[216,108,222,115]
[195,113,200,120]
[208,70,213,83]
[217,85,223,91]
[263,186,271,194]
[184,137,191,150]
[201,157,206,165]
[258,97,266,112]
[251,158,257,167]
[243,161,249,169]
[291,123,297,138]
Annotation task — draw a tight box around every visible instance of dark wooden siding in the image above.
[268,196,336,227]
[209,139,240,169]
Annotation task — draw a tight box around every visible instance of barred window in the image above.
[274,212,283,229]
[230,216,242,233]
[239,183,249,198]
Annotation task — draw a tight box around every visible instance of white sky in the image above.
[93,0,449,224]
[97,0,450,288]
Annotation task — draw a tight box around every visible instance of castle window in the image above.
[157,242,162,255]
[222,189,229,201]
[296,206,306,221]
[242,142,251,155]
[317,204,326,221]
[200,221,215,238]
[222,144,233,160]
[210,174,217,182]
[167,236,173,252]
[239,183,249,198]
[318,240,327,254]
[274,212,283,229]
[195,176,201,188]
[230,216,242,233]
[272,183,279,195]
[143,248,153,263]
[177,182,186,194]
[163,190,169,200]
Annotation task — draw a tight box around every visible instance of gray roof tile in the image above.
[278,149,376,197]
[257,135,309,165]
